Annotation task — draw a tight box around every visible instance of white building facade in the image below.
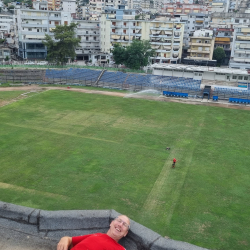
[230,26,250,69]
[14,9,71,60]
[100,13,184,63]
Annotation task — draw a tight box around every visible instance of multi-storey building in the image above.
[62,0,77,13]
[0,14,14,40]
[209,0,228,13]
[211,13,250,27]
[230,26,250,69]
[33,0,48,10]
[127,0,141,9]
[47,0,61,10]
[100,13,184,63]
[87,0,123,17]
[160,3,208,15]
[183,13,210,48]
[14,9,71,60]
[74,19,104,63]
[213,27,233,65]
[184,29,216,65]
[160,0,194,4]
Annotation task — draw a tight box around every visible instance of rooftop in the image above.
[152,63,249,75]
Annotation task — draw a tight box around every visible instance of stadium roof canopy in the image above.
[151,63,249,75]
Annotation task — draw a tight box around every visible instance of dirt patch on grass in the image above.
[1,85,250,110]
[0,182,68,200]
[0,100,8,107]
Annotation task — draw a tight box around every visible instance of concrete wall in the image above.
[0,201,208,250]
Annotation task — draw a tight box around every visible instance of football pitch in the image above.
[0,89,249,250]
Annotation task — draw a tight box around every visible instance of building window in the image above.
[238,76,243,80]
[244,76,248,80]
[232,75,237,79]
[28,28,32,31]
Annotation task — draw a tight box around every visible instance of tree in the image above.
[112,40,155,70]
[43,23,80,65]
[112,43,126,65]
[213,47,226,66]
[7,5,15,10]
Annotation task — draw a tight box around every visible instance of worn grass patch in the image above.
[0,90,250,250]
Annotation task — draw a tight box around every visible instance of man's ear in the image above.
[124,231,128,237]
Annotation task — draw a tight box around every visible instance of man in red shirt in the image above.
[57,215,130,250]
[172,158,177,168]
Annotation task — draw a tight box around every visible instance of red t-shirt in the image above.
[173,158,177,163]
[71,233,125,250]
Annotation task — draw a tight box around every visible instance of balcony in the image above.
[189,42,211,46]
[150,27,173,30]
[192,36,212,39]
[195,23,204,26]
[21,15,48,20]
[21,31,48,36]
[186,56,210,60]
[156,49,169,53]
[111,24,122,28]
[21,23,48,28]
[188,49,210,53]
[20,39,44,43]
[25,49,47,53]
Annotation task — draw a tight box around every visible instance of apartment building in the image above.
[211,13,250,27]
[209,0,228,13]
[62,0,77,13]
[160,3,208,15]
[100,13,184,63]
[127,0,141,9]
[0,46,11,61]
[74,19,103,63]
[161,0,194,3]
[87,0,123,17]
[230,26,250,69]
[33,0,48,10]
[14,9,71,60]
[213,27,233,65]
[0,14,14,40]
[183,13,210,48]
[47,0,61,10]
[184,29,216,65]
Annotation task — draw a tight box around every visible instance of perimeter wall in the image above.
[0,201,208,250]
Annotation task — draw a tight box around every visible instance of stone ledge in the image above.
[0,201,209,250]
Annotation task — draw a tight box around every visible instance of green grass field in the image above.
[0,89,249,250]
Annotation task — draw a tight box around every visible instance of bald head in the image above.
[107,214,130,242]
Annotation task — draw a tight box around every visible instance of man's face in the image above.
[109,215,130,239]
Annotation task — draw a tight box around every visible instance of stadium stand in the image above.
[213,86,250,103]
[44,68,203,95]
